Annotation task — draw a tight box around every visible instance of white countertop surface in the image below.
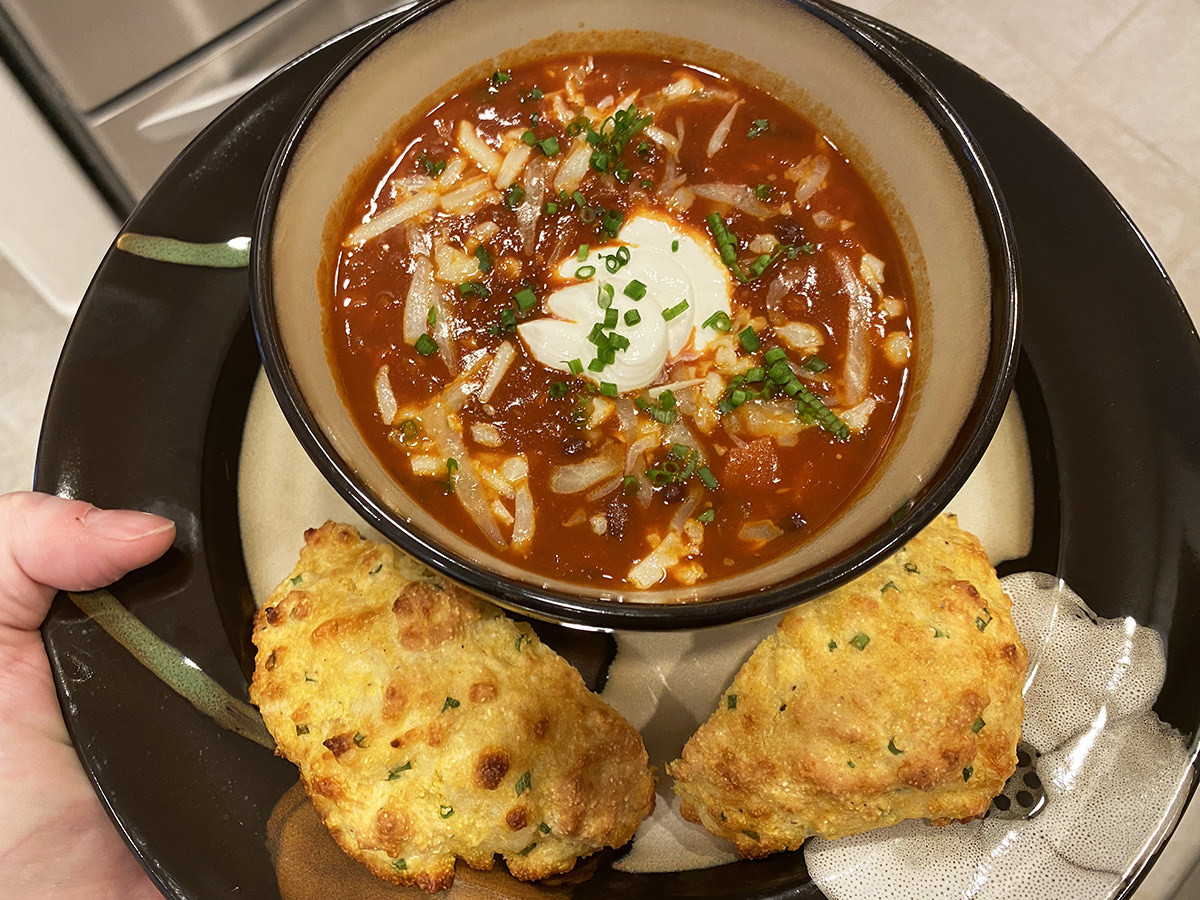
[1,0,1197,896]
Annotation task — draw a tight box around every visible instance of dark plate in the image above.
[36,3,1200,898]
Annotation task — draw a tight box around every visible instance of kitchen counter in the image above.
[1,0,1197,895]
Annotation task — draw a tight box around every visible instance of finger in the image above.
[0,492,176,632]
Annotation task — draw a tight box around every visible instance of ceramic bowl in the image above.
[251,0,1019,629]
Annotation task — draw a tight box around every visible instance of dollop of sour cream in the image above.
[517,212,732,393]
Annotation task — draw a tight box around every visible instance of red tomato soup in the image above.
[326,52,915,591]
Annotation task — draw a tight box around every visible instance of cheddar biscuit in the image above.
[668,514,1026,857]
[251,522,655,892]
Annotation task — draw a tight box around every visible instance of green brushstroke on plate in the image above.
[69,589,275,750]
[116,232,251,268]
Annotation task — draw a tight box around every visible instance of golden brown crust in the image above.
[250,522,655,892]
[667,514,1027,857]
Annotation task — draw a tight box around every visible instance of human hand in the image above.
[0,491,176,900]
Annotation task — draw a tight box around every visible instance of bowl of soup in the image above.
[251,0,1019,629]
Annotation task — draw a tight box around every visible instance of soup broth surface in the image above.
[327,51,915,591]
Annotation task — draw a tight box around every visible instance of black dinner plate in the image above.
[36,3,1200,898]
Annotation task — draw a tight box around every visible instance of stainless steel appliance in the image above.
[0,0,415,212]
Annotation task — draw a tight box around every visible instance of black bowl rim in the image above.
[250,0,1021,631]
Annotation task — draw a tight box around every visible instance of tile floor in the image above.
[1,0,1198,896]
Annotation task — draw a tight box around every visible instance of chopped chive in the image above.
[803,356,830,374]
[388,761,412,780]
[393,858,408,871]
[755,183,772,201]
[575,264,596,279]
[746,253,775,279]
[828,640,837,651]
[726,694,738,710]
[963,766,974,782]
[602,246,631,273]
[707,213,744,281]
[458,280,489,299]
[662,298,689,321]
[600,207,624,237]
[295,724,310,735]
[441,696,460,712]
[543,200,558,214]
[671,239,680,252]
[793,380,850,440]
[521,129,538,146]
[418,150,446,177]
[440,458,458,493]
[538,137,560,156]
[538,822,551,835]
[491,70,511,85]
[887,738,903,755]
[738,325,761,352]
[427,306,437,328]
[624,308,642,326]
[744,366,765,384]
[698,466,719,490]
[702,310,733,331]
[622,474,638,493]
[850,632,870,651]
[599,381,618,397]
[515,771,532,795]
[567,358,584,375]
[767,359,793,383]
[881,581,899,593]
[549,381,569,399]
[514,286,538,311]
[503,183,526,208]
[698,508,715,524]
[623,279,647,301]
[904,562,920,574]
[414,333,438,356]
[763,347,787,365]
[290,574,303,586]
[439,804,454,819]
[659,390,677,410]
[747,117,771,139]
[596,283,615,309]
[518,842,538,856]
[608,331,630,351]
[972,718,986,734]
[497,308,517,331]
[353,731,368,747]
[474,245,493,273]
[603,307,619,329]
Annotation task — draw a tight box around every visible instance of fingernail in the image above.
[83,507,176,541]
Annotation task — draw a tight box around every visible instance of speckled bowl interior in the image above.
[252,0,1018,628]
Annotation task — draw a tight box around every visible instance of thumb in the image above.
[0,491,176,632]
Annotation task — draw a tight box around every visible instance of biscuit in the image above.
[668,514,1027,857]
[250,522,655,892]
